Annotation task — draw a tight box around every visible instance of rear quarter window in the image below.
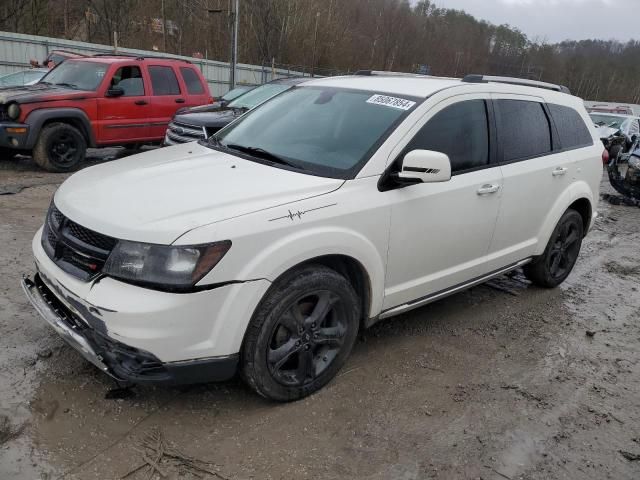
[180,67,205,95]
[548,104,594,150]
[496,99,552,162]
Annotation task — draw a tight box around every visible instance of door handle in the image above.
[134,100,148,105]
[175,98,185,103]
[477,184,500,195]
[552,167,568,176]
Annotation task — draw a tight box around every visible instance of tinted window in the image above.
[406,100,489,173]
[180,67,205,94]
[109,66,144,96]
[549,104,593,149]
[148,66,181,95]
[497,100,551,161]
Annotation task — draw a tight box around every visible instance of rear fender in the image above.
[534,181,594,256]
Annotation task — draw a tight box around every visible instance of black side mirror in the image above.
[106,86,124,97]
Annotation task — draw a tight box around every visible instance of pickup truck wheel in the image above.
[33,123,86,172]
[523,209,583,288]
[242,265,360,402]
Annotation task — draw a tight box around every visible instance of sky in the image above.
[433,0,636,43]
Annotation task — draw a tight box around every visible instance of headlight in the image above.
[103,240,231,290]
[7,102,21,120]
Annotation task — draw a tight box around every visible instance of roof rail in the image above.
[92,53,192,63]
[462,74,571,94]
[354,70,428,78]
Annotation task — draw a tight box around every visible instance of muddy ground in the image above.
[1,153,640,480]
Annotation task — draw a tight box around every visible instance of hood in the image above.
[595,125,621,140]
[173,107,243,129]
[0,84,90,105]
[54,142,343,244]
[178,103,224,114]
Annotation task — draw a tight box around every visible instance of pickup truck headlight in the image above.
[103,240,231,290]
[7,102,21,120]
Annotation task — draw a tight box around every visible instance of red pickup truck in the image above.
[0,55,211,171]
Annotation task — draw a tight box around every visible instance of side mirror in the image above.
[396,149,452,184]
[106,86,124,97]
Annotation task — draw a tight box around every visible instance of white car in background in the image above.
[0,68,48,87]
[24,73,602,401]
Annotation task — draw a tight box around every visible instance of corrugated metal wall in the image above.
[0,31,309,96]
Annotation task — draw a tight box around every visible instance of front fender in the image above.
[24,107,96,148]
[534,180,594,256]
[232,226,386,317]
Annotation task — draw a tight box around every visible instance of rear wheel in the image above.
[523,209,584,288]
[241,265,360,402]
[33,122,86,172]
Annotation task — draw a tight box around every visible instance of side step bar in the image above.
[379,258,532,320]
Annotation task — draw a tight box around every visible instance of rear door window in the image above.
[496,99,551,162]
[548,104,593,150]
[406,99,490,173]
[148,66,181,95]
[179,67,205,94]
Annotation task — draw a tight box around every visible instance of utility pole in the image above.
[311,11,320,77]
[161,0,167,52]
[229,0,239,89]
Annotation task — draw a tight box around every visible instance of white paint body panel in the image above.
[32,76,603,363]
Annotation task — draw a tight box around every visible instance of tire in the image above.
[33,122,87,172]
[523,209,584,288]
[609,144,623,161]
[241,264,361,402]
[0,147,17,160]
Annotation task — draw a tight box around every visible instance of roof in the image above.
[65,55,192,65]
[303,75,461,98]
[301,73,579,102]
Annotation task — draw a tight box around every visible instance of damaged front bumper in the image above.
[22,272,239,385]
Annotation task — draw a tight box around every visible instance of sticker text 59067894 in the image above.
[366,94,416,111]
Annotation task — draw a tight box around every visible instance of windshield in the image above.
[40,60,107,91]
[227,83,291,109]
[590,113,627,129]
[215,86,417,178]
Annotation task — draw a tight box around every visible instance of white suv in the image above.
[23,73,602,401]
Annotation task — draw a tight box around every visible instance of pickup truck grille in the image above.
[42,204,117,281]
[165,120,207,145]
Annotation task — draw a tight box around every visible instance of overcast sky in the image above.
[434,0,635,43]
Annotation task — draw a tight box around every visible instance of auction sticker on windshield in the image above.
[367,94,416,111]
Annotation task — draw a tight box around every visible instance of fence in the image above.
[0,31,313,96]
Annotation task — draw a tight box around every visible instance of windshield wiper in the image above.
[224,143,304,170]
[55,82,78,89]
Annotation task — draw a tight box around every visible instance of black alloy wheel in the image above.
[523,209,584,288]
[547,217,582,281]
[267,290,347,387]
[242,264,360,401]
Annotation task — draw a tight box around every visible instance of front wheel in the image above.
[33,122,86,172]
[523,209,584,288]
[241,265,360,402]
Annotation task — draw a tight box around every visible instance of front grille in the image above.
[166,121,206,144]
[42,204,117,281]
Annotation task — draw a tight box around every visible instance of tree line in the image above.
[2,0,639,103]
